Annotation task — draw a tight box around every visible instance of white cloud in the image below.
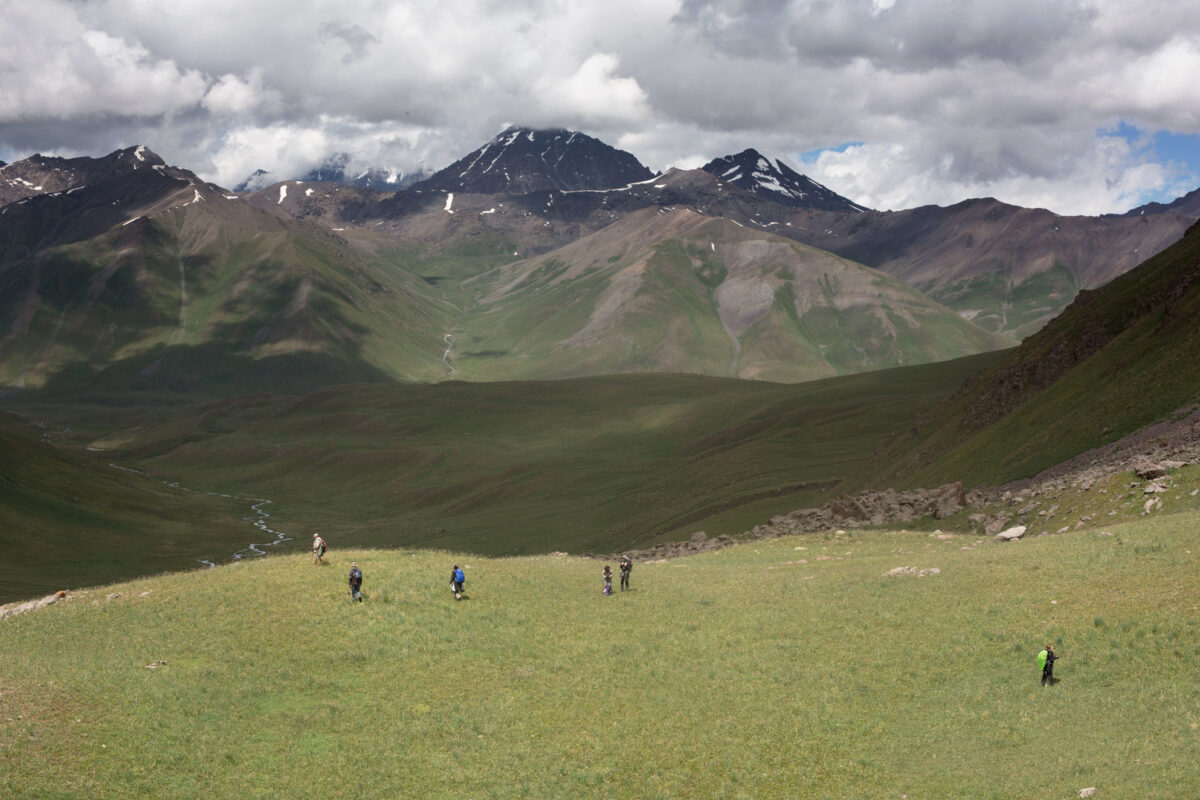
[0,2,206,122]
[2,0,1200,213]
[202,69,282,117]
[803,134,1187,215]
[537,54,651,125]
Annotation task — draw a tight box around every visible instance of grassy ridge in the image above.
[3,516,1198,798]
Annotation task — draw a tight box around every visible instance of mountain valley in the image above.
[3,128,1200,601]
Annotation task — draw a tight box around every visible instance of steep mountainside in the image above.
[862,218,1200,489]
[787,198,1195,338]
[701,149,869,212]
[0,149,453,397]
[446,207,1010,382]
[410,127,654,194]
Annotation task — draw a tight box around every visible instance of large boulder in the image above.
[995,525,1027,542]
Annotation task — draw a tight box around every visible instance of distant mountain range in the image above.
[2,129,1198,399]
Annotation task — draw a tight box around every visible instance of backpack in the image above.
[350,567,362,584]
[454,567,465,584]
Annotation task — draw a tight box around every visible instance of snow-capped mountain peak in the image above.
[701,148,869,212]
[410,127,654,194]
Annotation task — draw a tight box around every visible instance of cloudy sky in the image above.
[3,0,1199,214]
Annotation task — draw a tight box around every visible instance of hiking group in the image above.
[311,536,1065,688]
[312,534,640,604]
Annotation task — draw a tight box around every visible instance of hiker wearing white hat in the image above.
[312,533,327,565]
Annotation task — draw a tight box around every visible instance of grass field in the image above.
[3,512,1198,799]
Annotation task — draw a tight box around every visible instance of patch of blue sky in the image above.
[1107,121,1200,202]
[796,142,864,167]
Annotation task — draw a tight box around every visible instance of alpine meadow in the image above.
[4,107,1200,800]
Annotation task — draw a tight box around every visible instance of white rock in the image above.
[995,525,1027,542]
[884,566,941,578]
[1078,788,1097,798]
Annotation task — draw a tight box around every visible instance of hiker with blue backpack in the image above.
[450,564,465,600]
[348,563,363,602]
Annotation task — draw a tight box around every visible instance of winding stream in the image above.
[442,332,457,377]
[109,463,292,568]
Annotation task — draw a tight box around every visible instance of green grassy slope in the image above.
[93,356,1001,559]
[0,412,255,603]
[3,516,1198,798]
[861,220,1200,489]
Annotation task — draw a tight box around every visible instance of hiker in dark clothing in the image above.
[602,565,613,595]
[450,565,465,600]
[619,555,632,591]
[1040,644,1058,686]
[349,563,363,602]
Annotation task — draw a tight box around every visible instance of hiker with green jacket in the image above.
[1038,644,1058,686]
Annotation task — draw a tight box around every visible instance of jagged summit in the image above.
[410,127,654,194]
[701,148,869,212]
[0,146,168,205]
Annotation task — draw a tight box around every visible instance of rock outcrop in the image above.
[750,482,966,538]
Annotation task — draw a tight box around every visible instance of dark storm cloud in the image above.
[673,0,1097,70]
